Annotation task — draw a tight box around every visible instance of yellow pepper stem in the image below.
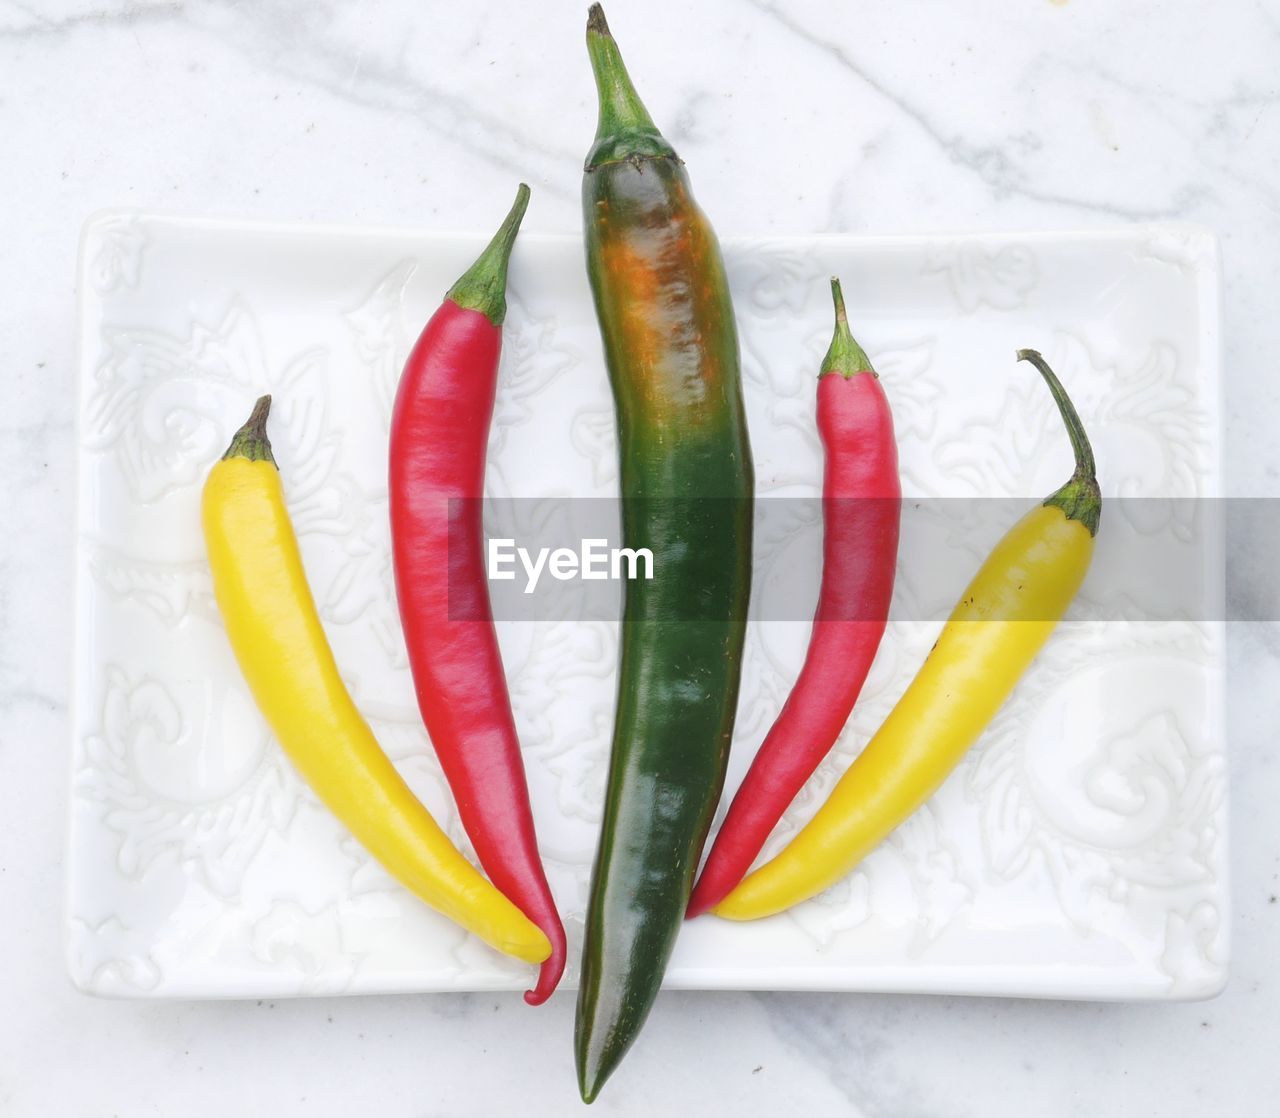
[1018,348,1100,536]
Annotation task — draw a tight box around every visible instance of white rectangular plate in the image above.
[70,212,1227,1000]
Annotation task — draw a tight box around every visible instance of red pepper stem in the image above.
[819,277,874,379]
[585,4,677,167]
[1017,348,1101,537]
[445,183,531,327]
[221,395,277,466]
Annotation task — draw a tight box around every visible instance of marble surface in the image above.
[1,0,1277,1113]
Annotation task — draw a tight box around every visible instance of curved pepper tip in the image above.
[522,937,567,1006]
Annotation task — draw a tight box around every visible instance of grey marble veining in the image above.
[1,0,1277,1114]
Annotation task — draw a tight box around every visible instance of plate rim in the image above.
[67,211,1229,1001]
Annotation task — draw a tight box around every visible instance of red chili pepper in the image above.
[687,277,900,918]
[389,184,566,1003]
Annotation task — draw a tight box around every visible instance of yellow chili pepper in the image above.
[202,396,551,965]
[715,350,1100,921]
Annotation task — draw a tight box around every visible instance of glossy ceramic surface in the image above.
[69,213,1226,999]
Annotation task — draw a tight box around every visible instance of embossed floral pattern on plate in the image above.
[70,213,1226,1000]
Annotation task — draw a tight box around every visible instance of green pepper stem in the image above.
[221,395,277,466]
[445,183,530,326]
[819,277,874,378]
[1018,348,1101,536]
[585,4,677,168]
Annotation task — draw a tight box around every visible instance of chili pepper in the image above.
[573,5,754,1101]
[389,185,566,1005]
[203,397,551,965]
[714,349,1100,920]
[687,278,900,918]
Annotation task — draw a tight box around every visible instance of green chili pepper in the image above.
[574,4,754,1102]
